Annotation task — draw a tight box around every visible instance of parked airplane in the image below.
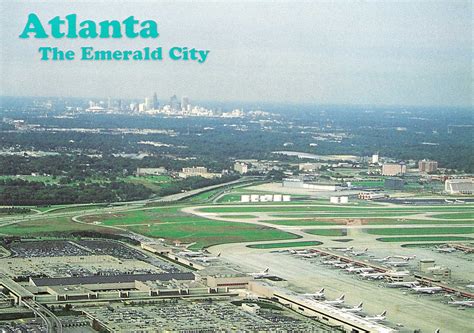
[385,260,410,267]
[342,302,363,313]
[455,199,465,204]
[392,255,416,261]
[334,262,352,269]
[323,294,345,306]
[322,259,341,265]
[386,281,418,288]
[360,272,386,280]
[333,246,354,253]
[365,310,387,322]
[411,286,443,294]
[290,249,309,255]
[447,298,474,307]
[248,268,270,279]
[372,256,391,262]
[350,248,368,256]
[295,252,319,258]
[444,199,454,204]
[178,251,204,257]
[435,246,456,253]
[194,253,221,262]
[346,266,374,274]
[302,288,325,299]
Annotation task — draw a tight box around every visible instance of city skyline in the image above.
[0,1,472,107]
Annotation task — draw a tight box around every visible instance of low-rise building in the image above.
[178,167,222,179]
[329,196,349,204]
[234,162,248,174]
[381,163,406,176]
[358,192,387,200]
[298,163,321,172]
[136,167,167,176]
[445,178,474,194]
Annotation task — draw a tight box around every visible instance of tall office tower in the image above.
[152,92,159,109]
[169,95,180,110]
[372,153,379,164]
[418,159,438,173]
[181,96,190,110]
[144,97,153,111]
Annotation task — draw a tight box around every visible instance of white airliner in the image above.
[360,272,386,280]
[296,252,319,258]
[248,268,270,279]
[178,251,204,257]
[435,246,456,253]
[194,253,221,262]
[392,255,416,261]
[447,298,474,307]
[411,286,443,294]
[302,288,325,299]
[342,302,363,313]
[455,199,465,204]
[350,248,368,256]
[290,249,309,255]
[444,199,454,204]
[333,246,354,252]
[365,310,387,322]
[322,259,341,265]
[345,266,374,274]
[385,260,410,267]
[386,281,418,288]
[334,262,352,269]
[372,256,391,262]
[323,294,345,306]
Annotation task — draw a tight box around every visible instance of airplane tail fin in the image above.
[263,268,269,273]
[338,294,345,301]
[434,329,440,333]
[319,288,325,293]
[380,310,387,317]
[217,252,221,257]
[364,248,368,252]
[358,302,363,308]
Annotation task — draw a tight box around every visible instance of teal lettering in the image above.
[19,13,48,38]
[79,21,98,38]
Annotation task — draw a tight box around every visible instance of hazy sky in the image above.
[0,0,472,107]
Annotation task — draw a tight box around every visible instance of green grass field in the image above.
[351,180,384,187]
[366,226,474,236]
[45,204,108,214]
[430,212,474,220]
[0,217,110,236]
[81,206,299,250]
[269,212,417,218]
[247,240,322,249]
[201,205,474,214]
[223,214,258,219]
[186,189,222,202]
[123,175,176,192]
[376,236,474,242]
[364,219,474,225]
[128,221,299,250]
[260,219,341,226]
[216,194,242,203]
[305,229,347,236]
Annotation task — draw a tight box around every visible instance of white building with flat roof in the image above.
[445,178,473,194]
